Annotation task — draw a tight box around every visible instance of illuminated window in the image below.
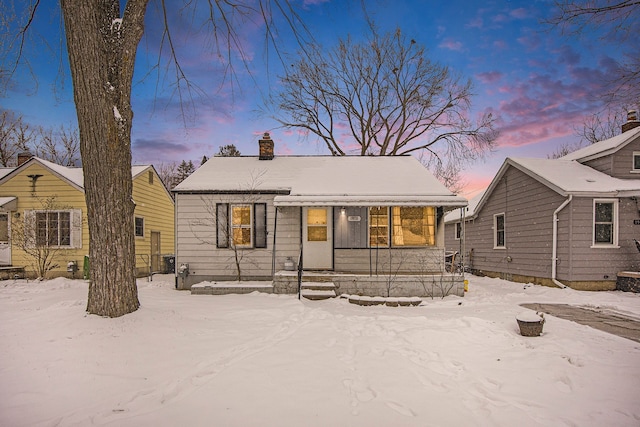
[231,205,252,247]
[307,208,327,241]
[391,206,435,247]
[216,203,267,249]
[369,207,389,247]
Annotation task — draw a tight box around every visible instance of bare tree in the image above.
[546,1,640,106]
[33,124,80,166]
[0,110,30,166]
[273,26,497,185]
[2,0,311,317]
[578,108,627,143]
[156,161,178,192]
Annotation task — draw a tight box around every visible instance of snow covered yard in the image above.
[1,275,639,427]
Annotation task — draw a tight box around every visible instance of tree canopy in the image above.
[273,27,497,187]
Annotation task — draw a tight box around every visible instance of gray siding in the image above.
[176,193,452,288]
[560,197,640,282]
[175,194,301,287]
[464,167,566,280]
[334,247,444,274]
[581,136,640,179]
[459,165,640,288]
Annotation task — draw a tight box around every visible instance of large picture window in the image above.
[593,200,617,246]
[494,213,505,249]
[391,206,436,247]
[369,207,389,247]
[36,211,71,247]
[216,203,267,249]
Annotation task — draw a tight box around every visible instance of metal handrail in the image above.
[297,244,303,300]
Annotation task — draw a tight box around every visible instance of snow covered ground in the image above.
[1,274,639,427]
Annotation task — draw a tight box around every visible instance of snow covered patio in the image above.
[1,274,639,426]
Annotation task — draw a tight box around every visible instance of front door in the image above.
[0,213,10,265]
[302,207,333,270]
[151,231,161,272]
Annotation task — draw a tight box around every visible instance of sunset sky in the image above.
[2,0,633,197]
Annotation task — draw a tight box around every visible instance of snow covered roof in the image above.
[560,126,640,162]
[173,156,468,207]
[507,157,640,196]
[444,189,486,223]
[0,157,153,191]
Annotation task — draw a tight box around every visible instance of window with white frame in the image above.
[633,152,640,171]
[593,200,618,246]
[455,222,462,240]
[494,213,505,249]
[134,217,144,237]
[36,211,71,247]
[216,203,267,249]
[369,207,389,247]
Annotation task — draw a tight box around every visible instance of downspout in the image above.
[552,195,572,289]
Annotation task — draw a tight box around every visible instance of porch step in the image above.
[300,282,337,300]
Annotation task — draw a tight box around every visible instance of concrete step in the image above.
[301,288,337,300]
[300,282,336,300]
[300,282,336,291]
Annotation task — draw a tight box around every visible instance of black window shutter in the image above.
[254,203,267,248]
[216,203,229,248]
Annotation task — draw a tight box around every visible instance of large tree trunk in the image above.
[61,0,150,317]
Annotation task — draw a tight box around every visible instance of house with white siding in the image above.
[445,112,640,290]
[173,133,468,297]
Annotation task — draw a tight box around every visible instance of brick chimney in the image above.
[17,151,32,166]
[258,132,274,160]
[622,110,640,133]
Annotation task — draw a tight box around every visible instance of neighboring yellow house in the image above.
[0,157,174,279]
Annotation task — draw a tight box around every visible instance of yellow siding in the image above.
[0,161,175,279]
[0,163,88,277]
[132,168,175,275]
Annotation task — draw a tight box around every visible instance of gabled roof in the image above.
[0,157,155,192]
[560,126,640,162]
[472,157,640,219]
[174,156,467,207]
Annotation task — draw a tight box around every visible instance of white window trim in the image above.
[31,209,81,249]
[134,216,145,238]
[231,204,253,248]
[368,207,389,248]
[454,222,462,241]
[493,213,506,249]
[592,199,619,248]
[632,151,640,173]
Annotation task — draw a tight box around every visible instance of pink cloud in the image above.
[493,40,507,50]
[439,38,464,52]
[510,8,529,19]
[477,71,503,84]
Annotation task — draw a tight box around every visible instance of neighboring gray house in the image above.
[173,133,468,296]
[445,114,640,290]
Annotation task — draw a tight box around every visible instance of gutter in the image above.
[552,195,572,289]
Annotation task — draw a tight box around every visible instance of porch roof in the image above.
[0,197,17,211]
[273,194,467,207]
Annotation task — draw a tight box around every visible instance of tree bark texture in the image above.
[61,0,150,317]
